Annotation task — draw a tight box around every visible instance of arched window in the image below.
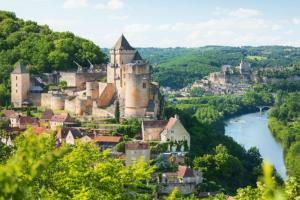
[143,83,146,88]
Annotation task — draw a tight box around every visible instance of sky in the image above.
[1,0,300,48]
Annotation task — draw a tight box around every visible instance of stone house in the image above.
[161,115,190,149]
[9,115,39,129]
[125,142,150,166]
[159,165,203,195]
[49,113,73,130]
[142,115,190,149]
[94,136,122,151]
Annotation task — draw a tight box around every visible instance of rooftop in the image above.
[94,136,122,143]
[12,63,28,74]
[112,34,135,51]
[125,142,149,150]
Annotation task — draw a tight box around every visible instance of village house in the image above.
[9,115,39,129]
[49,113,73,130]
[40,109,54,127]
[159,165,203,195]
[94,135,122,151]
[125,142,150,166]
[56,127,82,145]
[142,115,190,150]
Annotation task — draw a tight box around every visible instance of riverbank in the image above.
[268,116,300,178]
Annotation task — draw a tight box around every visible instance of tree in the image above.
[115,100,120,123]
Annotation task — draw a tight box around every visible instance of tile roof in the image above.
[94,136,122,143]
[19,116,39,126]
[125,142,149,150]
[57,127,82,139]
[2,109,18,118]
[165,117,177,130]
[51,113,71,122]
[177,166,194,178]
[41,109,54,120]
[32,126,47,135]
[112,34,135,50]
[12,62,28,74]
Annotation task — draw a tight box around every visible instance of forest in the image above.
[0,10,107,106]
[269,92,300,179]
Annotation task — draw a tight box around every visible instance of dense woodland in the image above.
[269,92,300,179]
[137,46,300,89]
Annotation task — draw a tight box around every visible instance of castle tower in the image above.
[107,34,136,84]
[239,60,251,74]
[11,63,30,107]
[124,53,151,118]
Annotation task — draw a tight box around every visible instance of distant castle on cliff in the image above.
[208,60,257,85]
[10,35,161,119]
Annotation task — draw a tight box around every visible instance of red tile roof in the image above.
[94,136,122,143]
[51,113,71,122]
[32,126,47,135]
[2,109,17,118]
[177,166,194,178]
[165,117,177,130]
[125,142,149,150]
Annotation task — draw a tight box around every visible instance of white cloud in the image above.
[110,15,129,21]
[96,0,124,11]
[123,24,152,34]
[229,8,261,18]
[292,18,300,25]
[63,0,88,9]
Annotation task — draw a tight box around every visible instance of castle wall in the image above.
[51,95,65,110]
[41,93,52,108]
[60,72,77,87]
[28,93,41,106]
[86,81,99,100]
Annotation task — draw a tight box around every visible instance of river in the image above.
[225,112,286,180]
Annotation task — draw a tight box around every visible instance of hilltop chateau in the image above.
[208,60,255,85]
[11,35,161,119]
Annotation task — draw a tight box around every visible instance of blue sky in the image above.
[1,0,300,48]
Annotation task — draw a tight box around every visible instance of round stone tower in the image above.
[124,61,151,117]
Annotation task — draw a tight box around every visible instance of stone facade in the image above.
[208,60,253,85]
[125,142,150,166]
[11,63,30,107]
[10,35,161,120]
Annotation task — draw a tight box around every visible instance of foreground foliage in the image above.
[0,130,154,200]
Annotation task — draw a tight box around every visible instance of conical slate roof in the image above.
[112,34,135,50]
[132,51,143,61]
[12,62,28,74]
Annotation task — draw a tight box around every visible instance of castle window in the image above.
[143,83,147,88]
[16,83,17,87]
[16,90,17,93]
[16,76,17,80]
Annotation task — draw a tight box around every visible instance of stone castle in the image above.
[208,60,255,85]
[11,35,161,119]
